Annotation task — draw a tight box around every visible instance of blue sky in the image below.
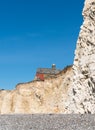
[0,0,84,90]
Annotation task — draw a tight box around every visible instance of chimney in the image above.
[52,64,56,70]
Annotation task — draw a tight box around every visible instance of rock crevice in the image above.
[0,0,95,114]
[66,0,95,114]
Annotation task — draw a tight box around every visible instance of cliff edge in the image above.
[0,66,73,114]
[0,0,95,114]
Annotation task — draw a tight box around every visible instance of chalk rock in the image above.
[65,0,95,114]
[0,0,95,114]
[0,67,72,114]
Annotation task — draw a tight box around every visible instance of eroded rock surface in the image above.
[0,67,72,114]
[0,0,95,114]
[65,0,95,114]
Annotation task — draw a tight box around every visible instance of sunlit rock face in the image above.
[65,0,95,114]
[0,0,95,114]
[0,67,72,114]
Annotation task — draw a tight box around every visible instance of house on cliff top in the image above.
[35,64,61,81]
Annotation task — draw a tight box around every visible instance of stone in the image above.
[0,0,95,114]
[0,67,73,114]
[65,0,95,114]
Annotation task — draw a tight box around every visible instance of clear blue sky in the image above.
[0,0,84,90]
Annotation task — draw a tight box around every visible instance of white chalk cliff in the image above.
[0,0,95,114]
[65,0,95,114]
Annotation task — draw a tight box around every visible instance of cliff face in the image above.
[65,0,95,114]
[0,0,95,114]
[0,67,73,114]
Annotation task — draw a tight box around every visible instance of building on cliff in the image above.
[35,64,61,81]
